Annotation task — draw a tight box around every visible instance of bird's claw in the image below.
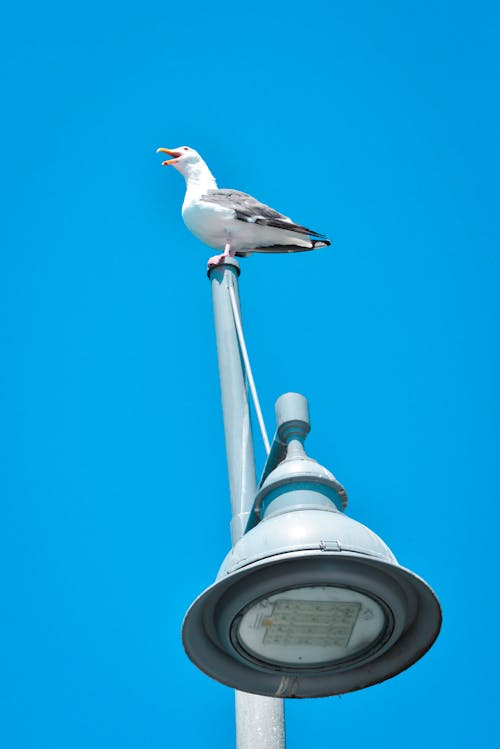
[207,253,226,268]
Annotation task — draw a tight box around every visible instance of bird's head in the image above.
[156,145,203,176]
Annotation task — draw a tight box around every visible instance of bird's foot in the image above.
[207,241,235,268]
[207,253,226,267]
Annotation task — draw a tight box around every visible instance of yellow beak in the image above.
[156,147,180,166]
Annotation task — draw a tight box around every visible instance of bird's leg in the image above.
[207,233,235,268]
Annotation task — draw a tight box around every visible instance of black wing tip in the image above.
[254,217,330,240]
[237,241,331,256]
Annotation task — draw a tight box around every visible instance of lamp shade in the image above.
[183,394,441,698]
[183,502,441,698]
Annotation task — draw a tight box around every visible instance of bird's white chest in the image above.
[182,194,234,250]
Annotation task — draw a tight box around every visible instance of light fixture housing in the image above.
[183,394,441,698]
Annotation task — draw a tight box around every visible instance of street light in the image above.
[183,391,441,698]
[186,257,441,747]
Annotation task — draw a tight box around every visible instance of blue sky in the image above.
[1,0,498,746]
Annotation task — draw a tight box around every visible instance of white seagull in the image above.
[157,146,330,267]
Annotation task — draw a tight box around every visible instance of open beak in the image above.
[156,147,181,166]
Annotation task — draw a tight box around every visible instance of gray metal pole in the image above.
[235,692,286,749]
[208,258,286,749]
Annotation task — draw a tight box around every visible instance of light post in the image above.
[202,257,285,749]
[185,258,441,743]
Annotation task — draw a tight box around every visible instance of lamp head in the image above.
[182,394,441,698]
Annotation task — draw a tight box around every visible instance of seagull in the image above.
[157,146,330,267]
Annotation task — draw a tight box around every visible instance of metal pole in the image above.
[235,692,286,749]
[208,258,286,749]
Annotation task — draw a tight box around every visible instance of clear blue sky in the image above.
[1,1,498,747]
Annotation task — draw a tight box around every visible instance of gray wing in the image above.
[200,189,327,239]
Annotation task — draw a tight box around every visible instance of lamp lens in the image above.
[236,586,386,667]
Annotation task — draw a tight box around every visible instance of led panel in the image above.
[236,586,386,667]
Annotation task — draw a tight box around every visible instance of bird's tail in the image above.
[235,239,330,257]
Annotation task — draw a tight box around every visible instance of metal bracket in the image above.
[258,431,287,489]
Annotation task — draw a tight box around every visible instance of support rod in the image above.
[208,258,285,749]
[228,284,271,455]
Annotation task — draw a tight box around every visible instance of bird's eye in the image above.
[183,147,189,151]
